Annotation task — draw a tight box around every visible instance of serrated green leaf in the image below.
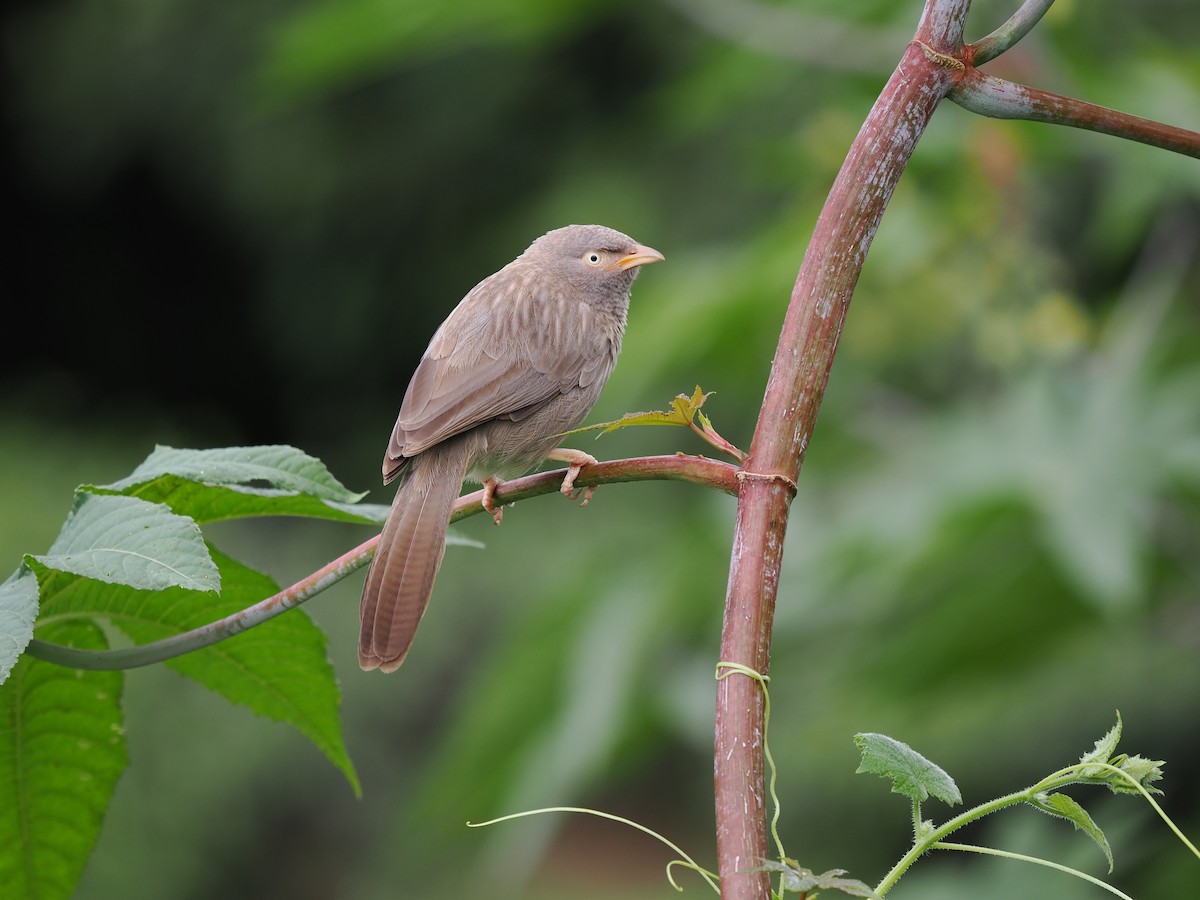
[90,443,485,536]
[561,386,713,438]
[587,407,690,435]
[28,545,359,793]
[0,567,39,684]
[30,493,219,593]
[91,471,388,526]
[671,385,711,421]
[0,620,127,900]
[1079,713,1123,775]
[1030,791,1113,872]
[108,548,360,795]
[554,386,745,459]
[102,445,366,503]
[854,732,962,806]
[758,860,882,898]
[92,444,387,525]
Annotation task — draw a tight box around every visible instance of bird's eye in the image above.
[584,251,603,267]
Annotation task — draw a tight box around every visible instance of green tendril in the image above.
[716,661,787,879]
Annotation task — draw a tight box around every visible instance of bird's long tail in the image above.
[359,442,471,672]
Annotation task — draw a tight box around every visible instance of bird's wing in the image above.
[382,263,613,481]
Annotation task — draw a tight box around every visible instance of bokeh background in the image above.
[3,1,1198,897]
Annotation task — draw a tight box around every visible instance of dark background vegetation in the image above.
[2,1,1198,897]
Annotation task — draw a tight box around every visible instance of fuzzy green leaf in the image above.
[31,493,219,593]
[0,568,39,684]
[1072,715,1163,795]
[0,620,127,900]
[854,732,962,806]
[94,444,382,525]
[1079,713,1123,775]
[1030,791,1113,872]
[1108,753,1166,796]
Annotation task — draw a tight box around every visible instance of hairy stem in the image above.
[875,790,1030,894]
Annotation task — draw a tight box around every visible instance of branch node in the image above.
[912,40,966,71]
[735,469,799,495]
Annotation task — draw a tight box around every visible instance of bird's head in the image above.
[526,224,664,302]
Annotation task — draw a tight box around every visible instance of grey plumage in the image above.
[359,224,663,671]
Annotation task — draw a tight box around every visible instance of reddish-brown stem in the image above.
[950,68,1200,158]
[460,453,740,512]
[712,0,1200,892]
[712,2,969,896]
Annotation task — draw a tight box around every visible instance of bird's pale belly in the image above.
[466,382,606,482]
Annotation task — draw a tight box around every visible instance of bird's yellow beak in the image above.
[613,243,665,271]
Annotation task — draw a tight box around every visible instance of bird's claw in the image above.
[482,477,504,524]
[559,461,596,507]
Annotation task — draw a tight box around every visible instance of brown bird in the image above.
[359,224,664,672]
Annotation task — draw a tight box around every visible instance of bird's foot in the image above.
[546,448,598,506]
[482,476,505,524]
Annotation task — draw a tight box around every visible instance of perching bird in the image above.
[359,224,664,671]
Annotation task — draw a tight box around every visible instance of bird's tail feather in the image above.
[359,442,470,672]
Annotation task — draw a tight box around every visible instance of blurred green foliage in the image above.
[2,0,1198,897]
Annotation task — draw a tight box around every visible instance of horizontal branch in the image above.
[462,452,740,516]
[24,454,740,671]
[950,68,1200,158]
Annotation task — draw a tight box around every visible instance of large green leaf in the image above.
[33,548,359,795]
[95,445,386,525]
[31,492,219,594]
[0,569,39,684]
[94,471,389,526]
[106,445,365,500]
[11,445,372,793]
[115,548,360,794]
[0,620,126,900]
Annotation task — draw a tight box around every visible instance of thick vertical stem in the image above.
[712,4,970,896]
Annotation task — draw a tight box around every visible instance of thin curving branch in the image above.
[970,0,1055,65]
[25,536,373,671]
[24,454,739,671]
